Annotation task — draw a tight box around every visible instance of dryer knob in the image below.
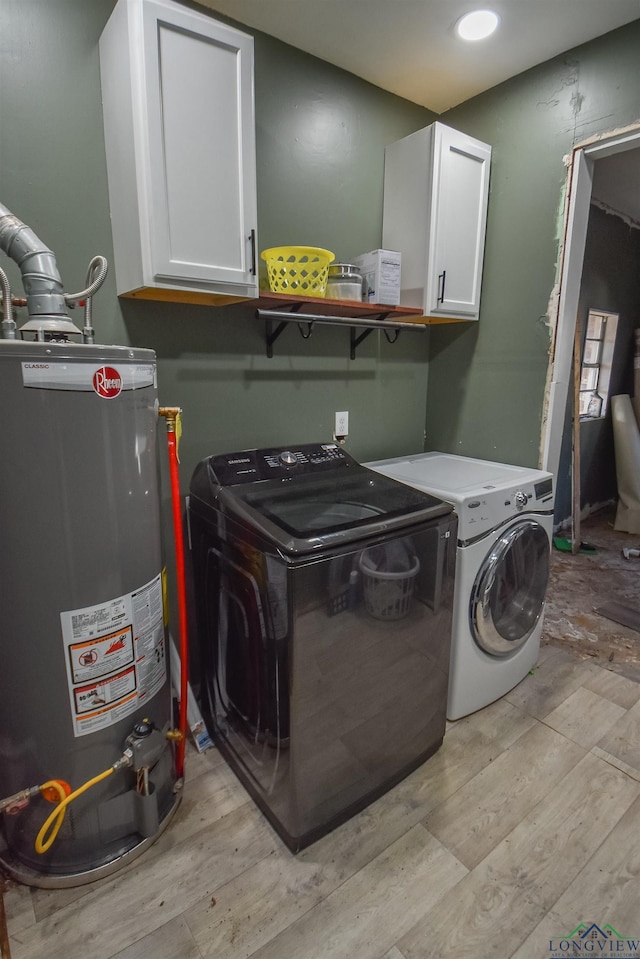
[514,490,528,510]
[280,450,297,466]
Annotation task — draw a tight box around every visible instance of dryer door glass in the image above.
[470,520,550,656]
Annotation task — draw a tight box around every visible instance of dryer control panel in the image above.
[462,476,554,539]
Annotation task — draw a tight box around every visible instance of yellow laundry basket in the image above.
[261,246,335,297]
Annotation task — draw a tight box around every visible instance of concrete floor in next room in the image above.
[544,505,640,682]
[3,504,640,959]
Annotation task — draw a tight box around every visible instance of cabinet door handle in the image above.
[437,269,446,304]
[249,229,257,275]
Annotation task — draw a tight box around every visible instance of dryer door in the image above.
[470,519,550,657]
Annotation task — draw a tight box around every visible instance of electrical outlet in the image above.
[334,411,349,438]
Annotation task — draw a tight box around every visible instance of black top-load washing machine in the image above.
[188,442,457,851]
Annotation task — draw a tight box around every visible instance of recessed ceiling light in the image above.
[455,9,500,41]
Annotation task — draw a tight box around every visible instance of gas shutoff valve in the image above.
[125,719,166,771]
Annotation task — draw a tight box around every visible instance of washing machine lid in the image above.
[190,443,453,554]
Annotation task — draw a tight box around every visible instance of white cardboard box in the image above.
[352,249,401,305]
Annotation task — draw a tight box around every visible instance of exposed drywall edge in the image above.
[539,279,561,470]
[574,120,640,152]
[554,498,616,531]
[539,160,572,470]
[590,197,640,231]
[580,119,640,234]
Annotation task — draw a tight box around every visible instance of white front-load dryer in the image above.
[365,452,554,720]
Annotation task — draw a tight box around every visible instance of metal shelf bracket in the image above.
[350,326,375,359]
[257,308,425,359]
[264,316,288,359]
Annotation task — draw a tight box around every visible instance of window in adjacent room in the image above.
[579,309,619,419]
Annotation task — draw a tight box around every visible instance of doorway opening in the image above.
[541,124,640,507]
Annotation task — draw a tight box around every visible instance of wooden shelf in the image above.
[255,291,426,322]
[255,292,470,357]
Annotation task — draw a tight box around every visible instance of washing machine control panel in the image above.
[209,443,352,485]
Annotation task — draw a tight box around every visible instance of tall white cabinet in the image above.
[382,122,491,321]
[99,0,258,303]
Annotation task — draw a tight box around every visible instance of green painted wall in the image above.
[429,19,640,467]
[2,1,640,490]
[0,0,434,495]
[0,0,124,347]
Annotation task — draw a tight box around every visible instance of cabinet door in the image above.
[143,1,257,292]
[427,125,491,317]
[100,0,258,301]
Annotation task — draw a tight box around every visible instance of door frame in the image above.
[541,123,640,479]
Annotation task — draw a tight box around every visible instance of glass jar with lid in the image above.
[325,263,363,301]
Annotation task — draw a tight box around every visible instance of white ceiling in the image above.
[200,0,640,224]
[199,0,640,113]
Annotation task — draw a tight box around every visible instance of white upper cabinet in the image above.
[382,122,491,320]
[100,0,258,303]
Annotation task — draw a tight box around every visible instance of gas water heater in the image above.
[0,204,180,887]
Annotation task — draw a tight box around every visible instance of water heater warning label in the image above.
[69,625,134,682]
[60,573,166,737]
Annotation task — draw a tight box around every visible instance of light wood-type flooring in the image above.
[4,639,640,959]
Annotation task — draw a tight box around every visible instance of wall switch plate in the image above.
[334,411,349,439]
